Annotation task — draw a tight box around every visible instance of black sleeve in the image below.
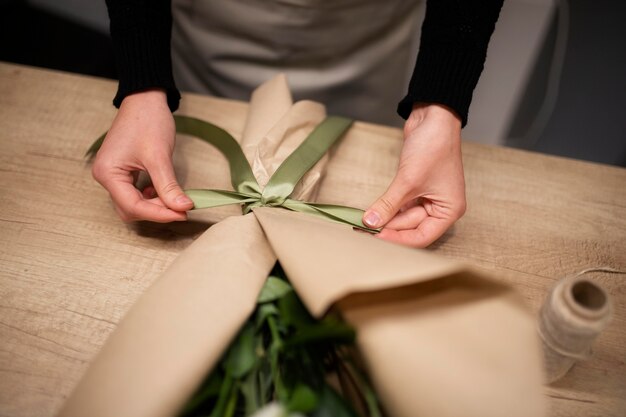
[398,0,504,126]
[105,0,181,111]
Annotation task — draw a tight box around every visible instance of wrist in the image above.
[404,102,462,138]
[120,88,168,110]
[412,102,461,124]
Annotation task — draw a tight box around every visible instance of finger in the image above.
[113,197,169,221]
[399,197,425,213]
[142,185,157,199]
[109,180,188,223]
[384,205,429,230]
[363,179,411,229]
[146,153,194,211]
[377,216,452,248]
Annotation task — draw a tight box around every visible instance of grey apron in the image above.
[171,0,422,126]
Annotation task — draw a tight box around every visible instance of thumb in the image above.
[147,154,194,211]
[363,179,409,229]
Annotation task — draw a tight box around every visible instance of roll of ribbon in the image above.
[538,269,615,383]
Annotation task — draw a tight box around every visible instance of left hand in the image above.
[91,89,193,223]
[363,103,466,247]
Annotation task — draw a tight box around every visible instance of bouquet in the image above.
[181,263,382,417]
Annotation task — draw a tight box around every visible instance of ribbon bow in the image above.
[88,115,378,232]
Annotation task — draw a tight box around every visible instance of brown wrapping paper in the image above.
[240,73,327,199]
[59,75,546,417]
[254,208,545,417]
[58,214,275,417]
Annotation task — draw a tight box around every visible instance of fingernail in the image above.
[363,210,381,228]
[176,194,193,206]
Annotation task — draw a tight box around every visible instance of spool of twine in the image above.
[538,268,617,383]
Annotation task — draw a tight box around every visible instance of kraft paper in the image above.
[255,207,545,417]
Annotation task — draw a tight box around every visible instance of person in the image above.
[93,0,504,247]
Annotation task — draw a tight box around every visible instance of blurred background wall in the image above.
[1,0,624,166]
[28,0,108,33]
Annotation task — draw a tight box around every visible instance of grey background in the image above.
[4,0,625,167]
[508,0,626,166]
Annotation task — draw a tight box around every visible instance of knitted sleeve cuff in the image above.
[397,43,485,127]
[110,28,181,112]
[107,0,180,112]
[398,0,504,127]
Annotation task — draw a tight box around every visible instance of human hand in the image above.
[91,89,193,222]
[363,103,466,247]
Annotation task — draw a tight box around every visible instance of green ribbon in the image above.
[87,115,377,232]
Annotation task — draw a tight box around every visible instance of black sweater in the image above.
[105,0,503,126]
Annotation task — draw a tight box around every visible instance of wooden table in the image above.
[1,63,624,417]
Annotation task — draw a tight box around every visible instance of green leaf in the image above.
[277,291,314,330]
[257,276,293,304]
[287,384,318,413]
[255,303,279,330]
[225,322,257,379]
[284,321,355,347]
[309,385,360,417]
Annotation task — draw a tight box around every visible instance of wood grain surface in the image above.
[1,62,624,417]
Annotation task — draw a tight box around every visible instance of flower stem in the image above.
[267,315,287,401]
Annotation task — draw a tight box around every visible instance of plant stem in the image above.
[209,372,234,417]
[343,359,382,417]
[267,315,287,401]
[267,315,283,350]
[223,381,239,417]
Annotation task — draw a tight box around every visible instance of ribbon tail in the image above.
[85,116,262,196]
[281,200,380,233]
[85,131,107,158]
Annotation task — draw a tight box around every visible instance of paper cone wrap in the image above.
[59,75,545,417]
[254,208,545,417]
[59,214,275,417]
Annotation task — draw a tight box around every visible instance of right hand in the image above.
[91,89,193,222]
[363,103,466,247]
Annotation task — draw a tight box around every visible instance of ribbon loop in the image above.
[261,116,353,203]
[174,116,262,196]
[175,115,377,231]
[87,115,378,232]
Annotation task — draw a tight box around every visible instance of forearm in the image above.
[105,0,180,111]
[399,0,504,126]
